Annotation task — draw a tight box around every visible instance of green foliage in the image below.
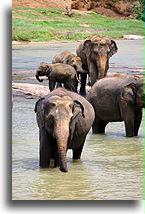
[12,11,38,19]
[12,8,144,42]
[130,0,144,21]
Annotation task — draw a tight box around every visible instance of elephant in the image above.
[52,51,86,74]
[76,34,118,95]
[87,74,144,137]
[34,88,95,172]
[35,62,78,92]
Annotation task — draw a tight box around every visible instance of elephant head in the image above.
[35,95,84,172]
[83,37,118,80]
[121,77,144,108]
[35,62,51,82]
[65,56,86,74]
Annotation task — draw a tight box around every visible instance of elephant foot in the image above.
[126,133,134,137]
[92,120,107,134]
[92,127,105,134]
[79,91,86,97]
[92,131,105,134]
[59,167,68,173]
[125,129,135,137]
[79,87,86,96]
[54,160,59,168]
[39,159,50,168]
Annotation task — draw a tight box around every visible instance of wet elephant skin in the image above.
[35,88,95,172]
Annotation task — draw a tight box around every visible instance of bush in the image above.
[131,0,144,21]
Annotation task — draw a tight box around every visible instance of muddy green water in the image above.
[12,40,144,200]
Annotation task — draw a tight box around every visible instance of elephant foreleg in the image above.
[99,120,108,134]
[39,129,51,168]
[124,106,135,137]
[73,139,85,159]
[56,82,62,88]
[87,75,91,86]
[73,78,78,92]
[92,117,100,134]
[64,83,71,91]
[92,117,108,134]
[50,140,59,167]
[54,143,59,167]
[64,80,75,92]
[134,110,142,136]
[49,79,56,91]
[79,73,87,96]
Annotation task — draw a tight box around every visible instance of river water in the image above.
[12,40,144,200]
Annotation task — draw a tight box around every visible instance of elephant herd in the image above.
[34,34,144,172]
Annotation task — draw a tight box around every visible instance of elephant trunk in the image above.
[35,74,43,82]
[55,122,69,172]
[97,55,108,79]
[57,142,68,172]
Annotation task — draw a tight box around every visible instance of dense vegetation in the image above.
[130,0,144,21]
[12,7,144,42]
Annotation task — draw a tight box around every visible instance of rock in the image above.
[123,35,144,40]
[12,82,50,98]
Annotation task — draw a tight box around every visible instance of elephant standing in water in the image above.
[52,51,86,74]
[76,34,118,95]
[34,88,95,172]
[87,74,144,137]
[35,63,78,92]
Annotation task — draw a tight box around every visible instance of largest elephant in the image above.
[34,88,95,172]
[76,34,118,95]
[87,74,144,137]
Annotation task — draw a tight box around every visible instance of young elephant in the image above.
[52,51,86,74]
[35,62,78,92]
[34,88,95,172]
[87,74,144,137]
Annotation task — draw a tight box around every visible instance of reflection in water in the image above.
[12,98,144,200]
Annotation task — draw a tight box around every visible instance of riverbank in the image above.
[12,34,144,46]
[12,7,143,42]
[12,82,50,98]
[12,39,78,46]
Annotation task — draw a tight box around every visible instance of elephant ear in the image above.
[45,64,52,76]
[64,55,73,64]
[34,98,45,128]
[108,40,118,57]
[121,83,136,104]
[73,100,85,118]
[34,97,45,113]
[69,100,85,140]
[83,40,93,56]
[92,43,100,53]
